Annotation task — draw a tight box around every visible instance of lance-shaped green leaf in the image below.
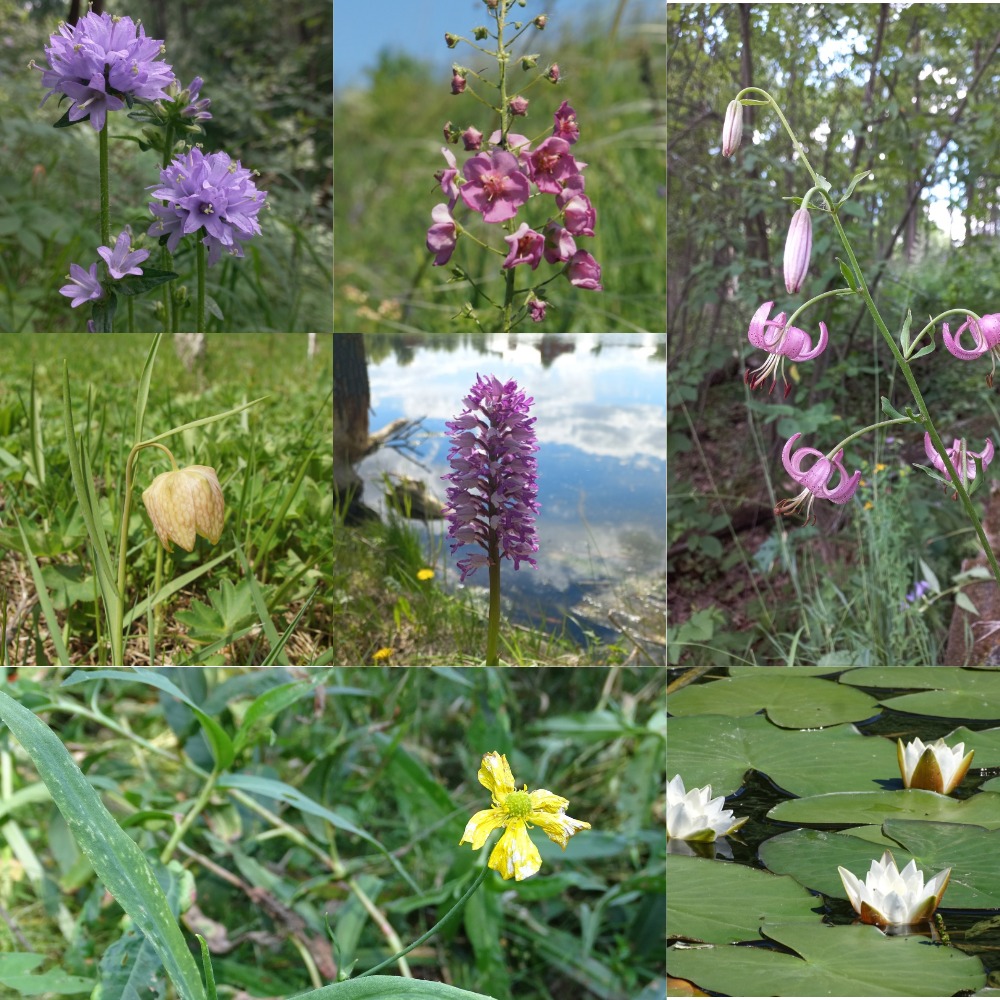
[290,979,499,1000]
[0,690,206,1000]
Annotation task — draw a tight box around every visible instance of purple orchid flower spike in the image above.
[942,314,1000,386]
[744,301,828,397]
[923,432,994,493]
[775,432,862,524]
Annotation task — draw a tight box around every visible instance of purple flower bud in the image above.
[721,99,743,157]
[442,375,539,581]
[783,207,813,294]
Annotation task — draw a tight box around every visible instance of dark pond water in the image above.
[359,333,666,661]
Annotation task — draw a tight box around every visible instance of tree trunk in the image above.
[334,334,369,502]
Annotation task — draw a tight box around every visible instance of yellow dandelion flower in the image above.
[459,751,590,881]
[875,463,887,473]
[864,500,874,510]
[417,568,435,581]
[372,647,394,662]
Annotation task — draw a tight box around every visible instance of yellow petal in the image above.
[459,808,505,850]
[477,751,516,802]
[530,809,591,848]
[528,788,570,814]
[487,820,541,881]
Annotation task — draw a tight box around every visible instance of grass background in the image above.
[0,333,333,665]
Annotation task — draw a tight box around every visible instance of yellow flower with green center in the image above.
[459,751,591,881]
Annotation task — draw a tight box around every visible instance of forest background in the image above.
[667,3,1000,666]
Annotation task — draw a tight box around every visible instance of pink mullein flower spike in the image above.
[744,301,829,396]
[783,207,813,294]
[775,432,861,525]
[943,313,1000,386]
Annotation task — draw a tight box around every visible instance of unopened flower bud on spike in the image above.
[721,99,743,157]
[783,206,813,294]
[142,465,224,552]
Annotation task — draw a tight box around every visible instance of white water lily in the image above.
[666,774,747,842]
[897,737,974,794]
[838,850,951,928]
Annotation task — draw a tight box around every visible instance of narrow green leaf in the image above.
[140,397,269,446]
[234,545,284,659]
[880,396,904,420]
[14,513,72,666]
[232,679,315,756]
[899,310,912,353]
[918,558,941,594]
[134,334,162,444]
[910,341,936,360]
[29,366,45,488]
[0,690,207,1000]
[290,977,498,999]
[841,169,872,202]
[836,258,858,292]
[261,589,317,667]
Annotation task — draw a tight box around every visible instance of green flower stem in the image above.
[99,124,111,247]
[112,441,177,665]
[160,247,173,333]
[357,867,490,979]
[160,767,219,864]
[743,86,1000,592]
[196,240,206,332]
[906,307,984,357]
[825,417,914,457]
[486,530,501,666]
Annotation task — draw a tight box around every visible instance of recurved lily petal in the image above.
[923,433,995,488]
[898,737,974,794]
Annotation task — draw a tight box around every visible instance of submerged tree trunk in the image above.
[334,333,369,508]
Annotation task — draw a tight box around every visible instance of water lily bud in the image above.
[142,465,224,553]
[897,736,974,794]
[783,207,813,294]
[721,99,743,157]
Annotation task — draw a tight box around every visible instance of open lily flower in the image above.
[943,313,1000,386]
[667,775,747,842]
[923,432,994,491]
[774,432,861,524]
[838,850,951,928]
[898,737,974,794]
[744,301,829,396]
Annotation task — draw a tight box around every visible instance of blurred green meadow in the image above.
[333,1,665,334]
[0,0,332,333]
[0,333,333,665]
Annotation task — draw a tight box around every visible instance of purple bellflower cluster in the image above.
[442,375,540,582]
[36,12,175,131]
[148,149,268,266]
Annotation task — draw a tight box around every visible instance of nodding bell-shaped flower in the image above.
[783,207,813,294]
[923,432,994,491]
[142,465,224,553]
[667,775,747,842]
[775,432,861,525]
[721,99,743,157]
[898,737,974,794]
[838,850,951,928]
[744,301,828,396]
[943,313,1000,386]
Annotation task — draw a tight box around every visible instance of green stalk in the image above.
[357,867,489,978]
[486,531,501,666]
[99,124,110,247]
[196,239,206,332]
[160,768,219,864]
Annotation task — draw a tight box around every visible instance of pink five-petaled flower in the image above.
[544,223,576,264]
[775,432,861,524]
[426,204,458,266]
[435,147,460,208]
[503,223,544,270]
[923,432,994,492]
[744,301,828,396]
[553,100,579,144]
[97,230,149,280]
[525,136,583,194]
[721,99,743,157]
[942,313,1000,386]
[783,207,813,294]
[556,175,596,236]
[566,250,603,291]
[59,262,104,308]
[460,151,530,223]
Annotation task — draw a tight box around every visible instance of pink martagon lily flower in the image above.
[943,313,1000,386]
[923,432,994,490]
[775,432,861,524]
[745,301,828,395]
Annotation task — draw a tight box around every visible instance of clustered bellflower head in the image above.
[923,432,994,491]
[148,148,267,266]
[838,850,952,928]
[667,775,748,842]
[898,737,974,794]
[775,432,862,524]
[142,465,224,552]
[942,313,1000,386]
[783,207,813,294]
[441,374,539,582]
[459,751,590,881]
[744,301,828,395]
[36,12,176,131]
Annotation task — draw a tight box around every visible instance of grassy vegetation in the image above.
[0,333,333,665]
[0,666,666,999]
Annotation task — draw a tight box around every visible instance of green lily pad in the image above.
[840,667,1000,719]
[666,853,821,944]
[667,714,894,798]
[769,788,1000,828]
[667,922,986,997]
[668,672,880,728]
[760,821,1000,908]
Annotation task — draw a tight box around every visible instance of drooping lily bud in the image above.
[783,207,813,294]
[142,465,224,552]
[721,99,743,157]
